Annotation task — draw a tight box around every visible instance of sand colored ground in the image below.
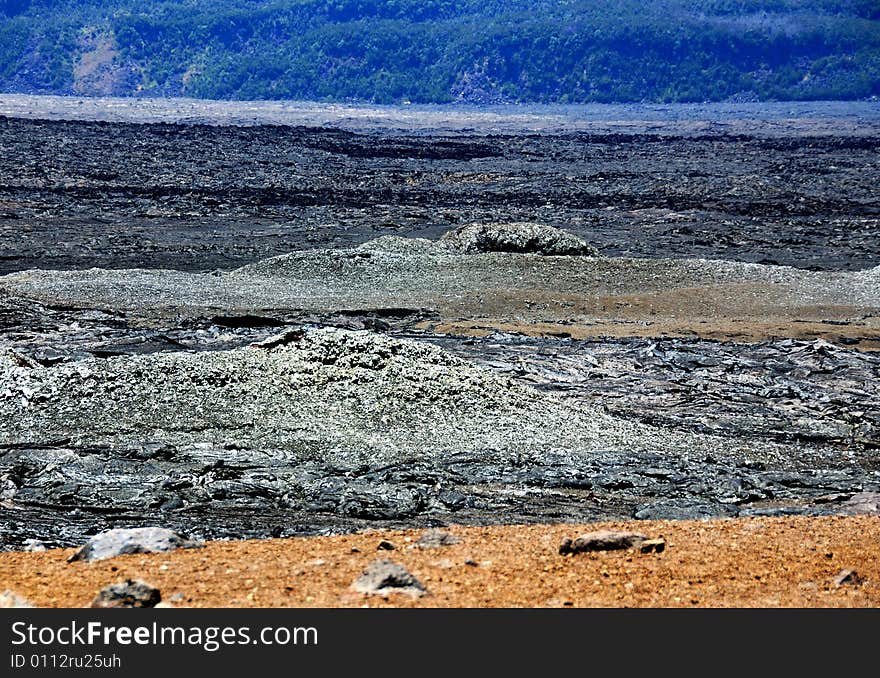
[1,516,878,608]
[424,317,880,350]
[420,284,880,351]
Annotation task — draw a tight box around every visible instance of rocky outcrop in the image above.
[439,222,597,256]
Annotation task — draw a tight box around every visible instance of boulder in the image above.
[68,527,203,563]
[559,530,648,555]
[352,559,426,597]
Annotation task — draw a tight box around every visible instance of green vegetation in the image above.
[1,0,878,103]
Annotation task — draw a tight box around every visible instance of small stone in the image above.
[352,559,426,597]
[416,529,461,549]
[23,539,47,552]
[377,540,396,551]
[90,580,161,608]
[559,530,648,555]
[0,590,34,608]
[833,569,863,586]
[68,527,203,562]
[639,538,666,554]
[464,559,479,567]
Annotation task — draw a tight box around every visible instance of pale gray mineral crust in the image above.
[68,528,202,562]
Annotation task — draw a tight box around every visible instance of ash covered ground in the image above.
[0,98,878,550]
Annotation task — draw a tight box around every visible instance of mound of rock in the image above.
[356,235,436,255]
[439,222,597,256]
[1,327,657,461]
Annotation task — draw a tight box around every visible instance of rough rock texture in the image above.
[840,493,880,516]
[435,333,880,457]
[559,530,648,554]
[2,326,752,468]
[351,559,426,596]
[1,323,878,548]
[357,235,436,255]
[5,108,879,277]
[90,579,161,608]
[0,590,34,608]
[1,107,879,552]
[2,327,655,455]
[439,222,598,256]
[68,528,202,562]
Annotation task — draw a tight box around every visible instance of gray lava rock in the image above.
[439,222,597,256]
[416,529,461,549]
[832,569,863,586]
[638,538,667,554]
[559,530,648,554]
[840,492,880,516]
[352,559,426,597]
[68,527,203,562]
[0,590,34,608]
[90,580,161,608]
[377,540,396,551]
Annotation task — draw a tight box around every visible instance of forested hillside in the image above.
[1,0,878,103]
